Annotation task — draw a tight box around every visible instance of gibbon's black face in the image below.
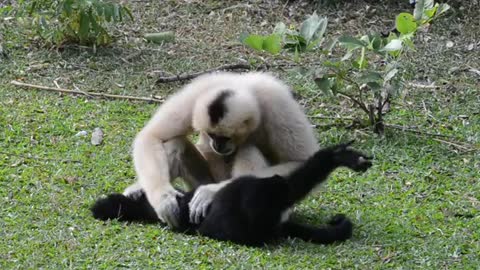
[207,133,236,156]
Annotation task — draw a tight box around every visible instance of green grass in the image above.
[1,0,479,269]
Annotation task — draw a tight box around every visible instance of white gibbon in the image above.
[125,71,319,228]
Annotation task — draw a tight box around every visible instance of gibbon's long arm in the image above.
[133,85,203,227]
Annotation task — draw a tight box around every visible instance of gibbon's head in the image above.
[192,88,261,156]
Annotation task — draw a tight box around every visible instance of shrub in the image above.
[12,0,133,46]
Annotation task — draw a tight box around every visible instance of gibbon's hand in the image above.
[154,188,184,228]
[332,140,373,172]
[188,182,223,224]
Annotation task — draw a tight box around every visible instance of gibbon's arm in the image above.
[133,85,203,227]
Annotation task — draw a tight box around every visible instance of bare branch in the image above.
[335,89,370,115]
[11,80,164,103]
[384,124,456,139]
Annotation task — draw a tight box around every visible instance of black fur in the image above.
[91,142,372,246]
[208,90,233,126]
[91,192,158,223]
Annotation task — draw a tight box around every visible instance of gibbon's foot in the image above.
[324,214,353,242]
[188,182,224,224]
[154,188,184,228]
[331,216,353,241]
[332,141,373,172]
[327,214,349,226]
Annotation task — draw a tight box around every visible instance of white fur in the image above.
[128,72,319,226]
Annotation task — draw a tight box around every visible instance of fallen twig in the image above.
[309,115,355,120]
[432,138,476,152]
[408,82,439,89]
[156,63,254,84]
[11,80,163,103]
[384,124,455,139]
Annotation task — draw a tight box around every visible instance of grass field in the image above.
[1,0,479,269]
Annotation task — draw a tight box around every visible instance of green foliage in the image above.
[241,0,450,135]
[242,34,282,54]
[242,12,328,58]
[12,0,133,46]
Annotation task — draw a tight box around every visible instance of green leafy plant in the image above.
[14,0,133,46]
[242,12,328,60]
[242,1,450,135]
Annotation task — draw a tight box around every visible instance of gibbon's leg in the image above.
[164,137,216,189]
[281,214,353,245]
[231,145,269,177]
[124,138,216,194]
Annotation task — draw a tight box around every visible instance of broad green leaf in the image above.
[360,35,370,44]
[63,0,73,15]
[424,4,438,19]
[388,78,404,96]
[306,37,323,51]
[93,2,103,17]
[79,11,90,42]
[381,39,402,52]
[104,4,113,22]
[88,9,99,34]
[424,0,435,10]
[243,35,264,51]
[273,22,286,36]
[414,0,435,22]
[359,71,382,83]
[435,3,450,17]
[262,34,282,54]
[323,37,337,52]
[338,36,367,50]
[396,13,417,34]
[284,34,307,52]
[370,35,383,51]
[113,4,120,22]
[300,12,327,43]
[314,76,332,94]
[384,68,399,82]
[341,50,353,61]
[300,12,319,41]
[311,17,328,41]
[367,82,382,93]
[413,0,425,21]
[330,78,340,95]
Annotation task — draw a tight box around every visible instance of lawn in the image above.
[1,0,479,269]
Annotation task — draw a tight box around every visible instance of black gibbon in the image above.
[92,141,372,247]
